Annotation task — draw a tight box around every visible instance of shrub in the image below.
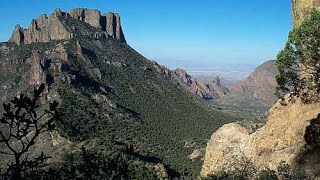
[205,160,308,180]
[256,168,278,180]
[0,84,60,179]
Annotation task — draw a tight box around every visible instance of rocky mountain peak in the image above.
[53,8,64,16]
[208,76,229,98]
[173,68,193,84]
[105,12,126,42]
[9,8,126,45]
[69,8,102,29]
[173,68,229,99]
[230,60,277,106]
[9,25,24,46]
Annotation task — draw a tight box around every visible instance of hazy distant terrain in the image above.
[178,60,278,117]
[186,63,256,88]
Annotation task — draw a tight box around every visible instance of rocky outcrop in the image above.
[292,0,320,28]
[208,76,229,98]
[230,60,277,106]
[174,68,192,84]
[105,12,126,42]
[9,25,24,45]
[173,68,229,99]
[9,8,126,45]
[27,51,46,85]
[22,10,72,44]
[69,8,102,29]
[201,97,320,177]
[50,130,72,146]
[26,43,71,86]
[188,148,205,161]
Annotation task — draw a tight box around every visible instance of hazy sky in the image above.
[0,0,292,68]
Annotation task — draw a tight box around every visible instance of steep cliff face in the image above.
[9,8,126,45]
[27,51,46,86]
[230,60,277,106]
[208,76,229,98]
[201,97,320,177]
[292,0,320,27]
[173,68,229,99]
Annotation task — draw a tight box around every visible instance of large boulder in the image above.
[9,25,24,45]
[201,97,320,177]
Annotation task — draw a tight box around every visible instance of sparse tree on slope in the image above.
[0,84,60,179]
[276,10,320,102]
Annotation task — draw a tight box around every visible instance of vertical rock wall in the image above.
[292,0,320,27]
[9,8,126,45]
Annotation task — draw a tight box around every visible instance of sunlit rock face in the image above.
[230,60,277,106]
[200,97,320,177]
[292,0,320,27]
[9,8,126,45]
[173,68,229,99]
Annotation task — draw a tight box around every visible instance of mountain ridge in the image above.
[173,68,229,99]
[229,60,277,106]
[0,8,240,177]
[9,8,126,45]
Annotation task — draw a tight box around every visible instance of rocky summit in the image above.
[173,68,229,99]
[230,60,277,106]
[9,8,126,45]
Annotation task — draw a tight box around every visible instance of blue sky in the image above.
[0,0,292,68]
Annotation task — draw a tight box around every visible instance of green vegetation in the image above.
[0,85,164,179]
[0,14,242,178]
[208,93,270,115]
[23,145,160,180]
[205,159,307,180]
[276,10,320,102]
[205,156,257,180]
[207,93,269,133]
[304,114,320,148]
[52,38,241,177]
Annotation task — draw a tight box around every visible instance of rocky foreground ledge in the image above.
[9,8,126,45]
[200,97,320,177]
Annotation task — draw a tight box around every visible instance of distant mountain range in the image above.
[173,60,278,108]
[173,68,229,99]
